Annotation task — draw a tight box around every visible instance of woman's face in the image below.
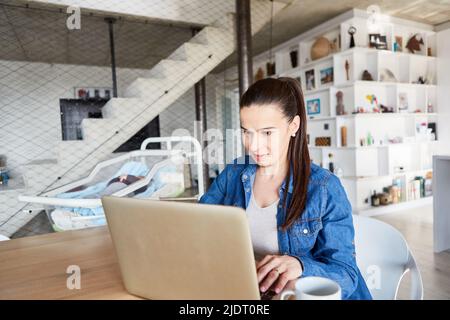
[240,104,299,169]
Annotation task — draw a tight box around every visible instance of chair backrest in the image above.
[352,215,423,300]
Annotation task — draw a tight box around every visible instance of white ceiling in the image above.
[0,0,449,71]
[0,0,194,69]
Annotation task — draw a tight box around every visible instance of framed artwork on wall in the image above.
[320,67,334,85]
[74,87,112,100]
[307,98,321,115]
[305,69,315,90]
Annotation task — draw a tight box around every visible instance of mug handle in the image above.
[280,289,296,300]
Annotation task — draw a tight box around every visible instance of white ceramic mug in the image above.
[280,276,342,300]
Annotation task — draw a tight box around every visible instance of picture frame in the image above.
[320,67,334,85]
[75,87,112,100]
[369,33,387,50]
[305,69,315,91]
[307,98,321,115]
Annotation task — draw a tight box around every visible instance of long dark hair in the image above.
[240,77,310,230]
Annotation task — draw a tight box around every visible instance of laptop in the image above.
[101,196,262,300]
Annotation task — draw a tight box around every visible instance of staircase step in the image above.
[189,26,233,52]
[211,12,235,30]
[57,140,91,163]
[168,42,211,63]
[81,118,120,142]
[144,59,191,80]
[101,98,144,119]
[123,77,169,99]
[21,159,61,190]
[189,26,230,45]
[189,26,209,45]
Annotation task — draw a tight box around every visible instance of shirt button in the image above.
[303,229,309,234]
[242,174,248,180]
[245,188,250,192]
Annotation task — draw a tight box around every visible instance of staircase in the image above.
[0,0,286,236]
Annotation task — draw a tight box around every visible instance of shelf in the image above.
[262,10,439,214]
[355,196,433,217]
[312,140,438,149]
[300,54,333,69]
[335,80,437,89]
[306,113,438,121]
[278,65,302,77]
[339,46,437,60]
[309,146,337,149]
[336,112,437,118]
[304,87,332,95]
[307,115,335,121]
[341,168,433,181]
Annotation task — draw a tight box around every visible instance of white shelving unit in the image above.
[252,9,439,215]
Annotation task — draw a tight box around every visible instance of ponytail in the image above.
[279,77,310,230]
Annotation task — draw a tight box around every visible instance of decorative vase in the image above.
[266,62,276,76]
[336,91,345,115]
[290,50,298,68]
[341,126,347,147]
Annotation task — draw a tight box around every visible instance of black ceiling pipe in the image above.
[236,0,253,99]
[192,28,210,190]
[105,17,118,98]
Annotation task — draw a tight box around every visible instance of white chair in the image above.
[352,214,423,300]
[0,234,10,241]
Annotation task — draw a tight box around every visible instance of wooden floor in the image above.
[375,204,450,300]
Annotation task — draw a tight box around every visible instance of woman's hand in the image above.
[256,254,303,294]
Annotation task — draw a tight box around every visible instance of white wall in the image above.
[437,26,450,155]
[0,59,218,180]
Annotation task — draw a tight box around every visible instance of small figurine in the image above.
[348,26,356,48]
[255,67,264,81]
[345,60,350,81]
[328,153,334,173]
[406,34,424,54]
[365,94,378,112]
[380,104,394,113]
[266,62,276,76]
[362,70,374,81]
[336,91,345,115]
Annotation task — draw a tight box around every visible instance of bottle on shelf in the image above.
[328,153,334,173]
[371,190,380,207]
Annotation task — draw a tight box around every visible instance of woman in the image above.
[199,77,372,300]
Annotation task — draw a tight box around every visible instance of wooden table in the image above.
[0,227,140,299]
[0,227,290,299]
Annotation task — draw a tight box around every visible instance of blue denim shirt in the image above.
[199,155,372,300]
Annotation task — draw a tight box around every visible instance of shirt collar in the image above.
[240,155,294,193]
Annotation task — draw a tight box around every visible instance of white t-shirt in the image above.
[246,192,280,258]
